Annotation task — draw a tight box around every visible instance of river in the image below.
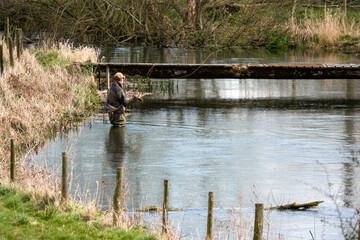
[34,47,360,239]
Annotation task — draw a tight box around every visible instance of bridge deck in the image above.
[93,63,360,79]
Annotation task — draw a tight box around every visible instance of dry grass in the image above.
[288,8,360,47]
[0,40,100,160]
[0,38,102,227]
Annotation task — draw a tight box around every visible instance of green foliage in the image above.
[35,50,71,69]
[13,215,30,226]
[0,185,156,240]
[346,9,360,23]
[295,7,323,20]
[265,31,292,50]
[312,34,319,44]
[188,32,207,47]
[339,34,352,41]
[81,62,94,75]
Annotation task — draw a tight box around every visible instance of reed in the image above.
[288,8,360,48]
[0,39,100,161]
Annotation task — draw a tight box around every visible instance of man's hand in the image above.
[134,93,142,100]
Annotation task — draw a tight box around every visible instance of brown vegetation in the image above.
[0,0,298,47]
[0,40,99,160]
[1,0,359,49]
[287,6,360,49]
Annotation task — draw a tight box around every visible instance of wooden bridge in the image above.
[93,63,360,87]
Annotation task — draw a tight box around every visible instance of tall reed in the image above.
[288,7,360,48]
[0,40,100,160]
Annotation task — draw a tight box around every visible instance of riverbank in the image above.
[0,41,160,239]
[1,1,360,51]
[0,40,99,159]
[0,182,155,240]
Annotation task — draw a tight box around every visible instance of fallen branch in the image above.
[267,201,324,211]
[137,206,182,212]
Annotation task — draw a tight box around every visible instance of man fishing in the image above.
[106,72,141,127]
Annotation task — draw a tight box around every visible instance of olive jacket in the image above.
[106,80,138,126]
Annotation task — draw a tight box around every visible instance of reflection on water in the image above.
[105,46,360,65]
[35,47,360,239]
[104,46,360,109]
[106,126,125,168]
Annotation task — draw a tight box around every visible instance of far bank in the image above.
[1,1,360,52]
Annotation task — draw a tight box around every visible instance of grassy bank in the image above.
[0,183,155,240]
[1,0,360,51]
[0,40,100,160]
[270,7,360,51]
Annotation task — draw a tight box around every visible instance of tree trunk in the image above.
[187,0,196,28]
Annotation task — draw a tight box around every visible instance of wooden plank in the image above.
[92,63,360,79]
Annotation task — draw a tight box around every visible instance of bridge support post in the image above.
[106,66,110,89]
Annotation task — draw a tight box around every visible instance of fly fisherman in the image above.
[107,72,141,127]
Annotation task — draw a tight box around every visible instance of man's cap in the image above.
[114,72,125,80]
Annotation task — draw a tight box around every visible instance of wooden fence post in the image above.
[162,179,169,234]
[0,45,3,74]
[16,28,23,59]
[106,65,110,89]
[97,65,101,90]
[61,152,68,203]
[358,219,360,240]
[5,18,9,44]
[113,167,123,226]
[12,27,16,45]
[8,38,14,67]
[253,203,264,240]
[10,139,15,182]
[206,192,214,240]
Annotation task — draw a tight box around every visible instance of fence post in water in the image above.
[61,152,68,203]
[0,45,4,74]
[162,179,169,234]
[8,38,14,67]
[253,203,264,240]
[10,139,15,182]
[113,167,123,226]
[106,65,110,89]
[206,192,214,240]
[358,219,360,240]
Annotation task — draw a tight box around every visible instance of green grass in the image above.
[34,50,71,69]
[0,186,156,240]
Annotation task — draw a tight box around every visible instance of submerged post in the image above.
[61,152,68,203]
[113,167,123,226]
[253,203,264,240]
[206,192,214,240]
[358,219,360,240]
[0,45,4,74]
[162,179,169,234]
[10,139,15,182]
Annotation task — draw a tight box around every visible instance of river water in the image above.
[35,47,360,239]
